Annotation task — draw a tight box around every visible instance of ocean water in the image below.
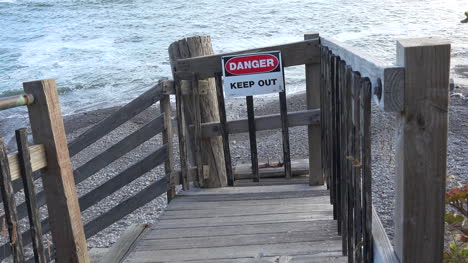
[0,0,467,119]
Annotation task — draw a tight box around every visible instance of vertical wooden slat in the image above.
[395,38,450,263]
[160,88,175,201]
[192,74,204,187]
[23,79,89,262]
[331,55,340,225]
[338,59,347,255]
[304,33,323,185]
[361,78,373,263]
[0,138,25,263]
[175,79,190,190]
[319,47,327,188]
[246,96,259,182]
[279,90,292,179]
[15,129,46,263]
[352,72,363,263]
[215,73,234,186]
[345,65,354,261]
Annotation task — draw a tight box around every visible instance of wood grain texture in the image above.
[84,175,168,239]
[394,37,450,263]
[100,224,149,263]
[214,73,234,186]
[320,37,404,112]
[372,207,399,263]
[160,93,175,202]
[74,114,164,184]
[0,138,25,262]
[279,91,292,179]
[23,79,89,263]
[123,184,345,263]
[68,83,163,157]
[175,39,320,79]
[7,144,46,182]
[201,109,320,137]
[234,158,309,179]
[246,96,259,182]
[169,36,227,188]
[15,129,46,263]
[305,34,323,186]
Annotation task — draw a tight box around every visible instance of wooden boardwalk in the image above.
[124,184,346,263]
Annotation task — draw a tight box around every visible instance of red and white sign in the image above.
[221,51,284,97]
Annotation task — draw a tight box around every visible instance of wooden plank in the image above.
[125,240,342,262]
[15,129,46,263]
[23,79,89,262]
[0,138,25,262]
[246,96,259,182]
[167,196,330,210]
[394,38,450,263]
[68,83,163,157]
[320,37,404,112]
[136,253,347,263]
[174,80,190,190]
[361,78,373,262]
[234,158,309,179]
[84,175,168,238]
[235,177,308,186]
[169,36,228,188]
[171,190,329,202]
[162,79,210,96]
[305,34,323,186]
[78,145,168,211]
[74,114,164,185]
[331,55,341,231]
[175,39,320,79]
[178,183,318,195]
[345,65,354,261]
[7,144,46,182]
[352,71,363,263]
[191,73,203,186]
[137,231,340,251]
[372,207,399,263]
[214,73,234,186]
[279,91,291,179]
[155,211,332,229]
[160,92,175,202]
[201,109,320,137]
[101,224,149,263]
[162,204,333,219]
[146,220,335,239]
[338,59,347,253]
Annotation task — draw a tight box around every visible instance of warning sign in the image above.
[221,51,284,97]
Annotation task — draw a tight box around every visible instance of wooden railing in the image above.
[170,35,323,187]
[320,36,451,263]
[0,79,179,262]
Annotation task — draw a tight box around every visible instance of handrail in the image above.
[320,37,404,112]
[0,94,34,111]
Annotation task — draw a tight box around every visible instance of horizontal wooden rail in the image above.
[161,79,210,95]
[0,145,168,260]
[7,144,46,181]
[234,159,309,179]
[372,207,400,263]
[73,114,164,184]
[0,114,165,240]
[201,109,320,137]
[78,145,168,211]
[84,175,169,238]
[68,83,164,157]
[175,38,320,79]
[320,37,404,112]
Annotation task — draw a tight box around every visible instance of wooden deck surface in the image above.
[124,184,346,263]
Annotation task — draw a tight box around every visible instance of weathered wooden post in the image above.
[395,38,450,263]
[168,36,227,187]
[305,33,323,186]
[23,79,89,263]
